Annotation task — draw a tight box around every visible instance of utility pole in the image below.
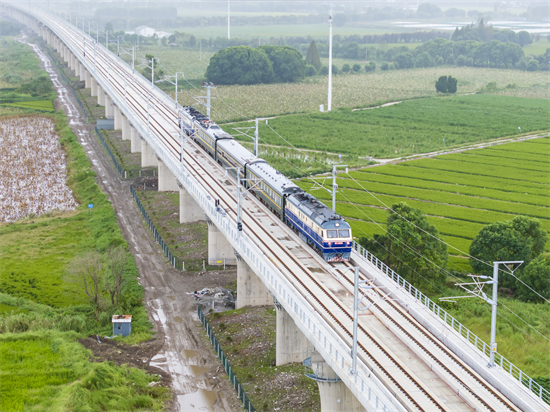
[328,11,333,112]
[117,36,121,56]
[440,260,523,368]
[332,164,347,212]
[227,0,231,39]
[254,118,259,156]
[96,24,99,44]
[105,30,110,50]
[201,82,216,119]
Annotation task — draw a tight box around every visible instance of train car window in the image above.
[327,230,338,238]
[339,229,350,238]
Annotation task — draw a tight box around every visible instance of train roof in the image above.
[248,160,303,195]
[287,192,350,228]
[217,139,260,166]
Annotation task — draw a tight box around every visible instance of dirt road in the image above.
[28,37,237,412]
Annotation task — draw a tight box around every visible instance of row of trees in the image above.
[359,203,548,303]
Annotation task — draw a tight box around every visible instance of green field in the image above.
[1,100,55,112]
[523,38,550,56]
[226,95,550,159]
[297,137,550,273]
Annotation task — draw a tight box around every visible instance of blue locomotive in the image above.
[179,106,352,262]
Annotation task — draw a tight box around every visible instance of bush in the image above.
[319,65,329,75]
[3,73,22,84]
[352,63,361,72]
[341,63,351,73]
[305,64,317,76]
[456,55,466,66]
[435,75,458,93]
[527,59,539,71]
[436,56,444,65]
[364,62,376,72]
[446,55,455,65]
[380,62,390,71]
[415,52,435,68]
[466,57,474,66]
[331,64,340,75]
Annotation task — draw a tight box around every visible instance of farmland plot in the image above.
[206,68,549,122]
[297,137,550,272]
[0,116,77,222]
[226,95,550,158]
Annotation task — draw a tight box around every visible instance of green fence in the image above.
[95,126,126,178]
[197,306,256,412]
[130,185,184,271]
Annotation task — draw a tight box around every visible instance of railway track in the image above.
[34,14,524,412]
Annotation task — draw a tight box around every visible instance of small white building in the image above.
[156,31,171,39]
[135,25,155,37]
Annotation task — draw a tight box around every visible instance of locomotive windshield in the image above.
[327,230,338,238]
[339,229,350,238]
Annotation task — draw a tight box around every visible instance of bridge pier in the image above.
[97,84,105,105]
[236,253,271,308]
[140,138,157,167]
[85,70,91,88]
[206,218,236,266]
[275,301,310,365]
[114,105,122,130]
[122,115,130,141]
[79,63,86,82]
[130,126,141,153]
[158,158,179,191]
[179,185,203,223]
[105,94,114,119]
[91,77,98,97]
[307,351,366,412]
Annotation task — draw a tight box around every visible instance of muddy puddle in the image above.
[177,389,216,411]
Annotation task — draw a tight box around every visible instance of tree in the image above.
[435,75,458,93]
[415,52,435,68]
[380,62,390,71]
[417,3,443,18]
[259,45,305,83]
[469,216,548,289]
[141,54,165,83]
[352,64,361,72]
[305,65,317,76]
[395,52,414,69]
[105,247,129,307]
[518,31,532,47]
[105,22,114,33]
[456,55,466,66]
[527,59,539,71]
[305,40,321,70]
[445,8,465,18]
[66,252,104,319]
[205,46,274,85]
[359,202,448,286]
[341,63,351,73]
[331,64,340,74]
[516,253,550,302]
[365,61,376,72]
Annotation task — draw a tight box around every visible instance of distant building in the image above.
[135,25,155,37]
[156,31,171,39]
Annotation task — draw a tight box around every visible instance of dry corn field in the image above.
[173,67,550,122]
[0,116,77,222]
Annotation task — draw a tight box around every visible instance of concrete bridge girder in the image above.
[121,115,130,141]
[104,94,114,119]
[275,303,310,366]
[114,105,122,130]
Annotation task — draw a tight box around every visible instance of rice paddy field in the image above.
[297,137,550,273]
[227,94,550,159]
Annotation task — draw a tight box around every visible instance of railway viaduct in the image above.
[5,4,549,412]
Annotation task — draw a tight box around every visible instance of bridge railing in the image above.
[352,242,549,405]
